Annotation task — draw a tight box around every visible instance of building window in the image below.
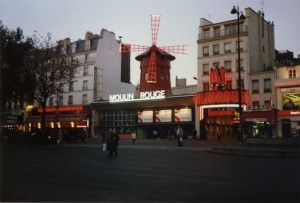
[252,101,260,108]
[71,43,76,53]
[289,69,296,78]
[85,54,88,63]
[225,25,236,36]
[224,42,231,53]
[99,110,136,130]
[252,80,259,93]
[49,97,54,106]
[203,82,209,92]
[68,95,73,105]
[203,46,209,57]
[264,100,271,109]
[236,40,243,51]
[213,62,219,68]
[83,80,88,91]
[213,44,219,55]
[226,80,232,90]
[82,94,88,105]
[264,78,271,92]
[237,79,244,89]
[236,59,244,71]
[69,82,74,92]
[58,96,63,106]
[203,64,209,75]
[203,30,210,39]
[224,61,232,72]
[83,67,89,76]
[213,28,220,38]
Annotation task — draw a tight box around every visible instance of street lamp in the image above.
[231,6,245,144]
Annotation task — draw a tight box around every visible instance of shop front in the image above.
[26,105,92,136]
[92,91,195,139]
[242,107,277,138]
[194,90,248,140]
[276,87,300,138]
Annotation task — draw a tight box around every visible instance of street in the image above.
[1,140,300,202]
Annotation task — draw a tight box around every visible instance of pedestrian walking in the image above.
[176,125,183,148]
[107,129,119,156]
[131,131,137,144]
[57,129,63,144]
[101,129,108,151]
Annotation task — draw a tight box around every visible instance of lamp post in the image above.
[231,6,245,145]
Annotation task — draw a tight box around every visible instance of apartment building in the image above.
[195,7,276,139]
[27,29,135,133]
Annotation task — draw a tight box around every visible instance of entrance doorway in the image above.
[281,119,291,138]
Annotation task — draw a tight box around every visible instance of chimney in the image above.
[64,38,70,46]
[85,31,93,40]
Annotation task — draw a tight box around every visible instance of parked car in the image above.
[26,128,58,144]
[62,128,87,143]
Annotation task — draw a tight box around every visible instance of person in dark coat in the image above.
[107,129,119,156]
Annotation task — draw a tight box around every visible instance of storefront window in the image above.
[98,110,136,133]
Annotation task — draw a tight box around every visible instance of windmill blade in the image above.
[151,15,161,45]
[147,51,157,83]
[119,43,149,52]
[158,45,189,54]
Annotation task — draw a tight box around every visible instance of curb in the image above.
[207,146,300,158]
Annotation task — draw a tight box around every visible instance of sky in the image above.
[1,0,300,87]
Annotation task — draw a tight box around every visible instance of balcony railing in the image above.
[199,25,248,41]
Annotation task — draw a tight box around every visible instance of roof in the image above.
[135,45,175,61]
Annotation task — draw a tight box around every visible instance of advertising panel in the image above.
[137,111,153,123]
[155,110,172,122]
[174,108,192,122]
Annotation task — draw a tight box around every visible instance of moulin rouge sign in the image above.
[109,90,165,102]
[194,67,247,106]
[194,90,247,106]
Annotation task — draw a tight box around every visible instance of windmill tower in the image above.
[120,15,188,94]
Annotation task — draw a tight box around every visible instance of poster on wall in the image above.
[155,110,172,122]
[174,108,192,122]
[138,111,153,123]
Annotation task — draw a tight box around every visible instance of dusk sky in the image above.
[1,0,299,86]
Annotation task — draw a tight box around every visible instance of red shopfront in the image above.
[194,90,248,140]
[242,109,277,137]
[26,105,92,136]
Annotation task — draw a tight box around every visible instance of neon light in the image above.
[109,93,134,102]
[109,90,165,102]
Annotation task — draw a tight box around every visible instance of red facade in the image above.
[136,45,175,93]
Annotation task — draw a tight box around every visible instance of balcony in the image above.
[198,25,248,41]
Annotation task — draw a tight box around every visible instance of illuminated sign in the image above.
[109,90,165,102]
[138,111,153,123]
[155,110,172,122]
[175,108,192,122]
[37,105,83,113]
[208,109,235,116]
[194,90,247,106]
[209,67,226,91]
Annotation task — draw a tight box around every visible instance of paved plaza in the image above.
[1,139,300,202]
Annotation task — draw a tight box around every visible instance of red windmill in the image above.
[120,14,188,93]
